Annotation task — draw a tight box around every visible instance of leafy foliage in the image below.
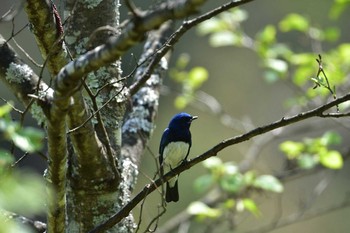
[188,157,283,220]
[169,53,209,109]
[0,104,46,233]
[0,104,44,153]
[280,131,343,169]
[196,5,350,108]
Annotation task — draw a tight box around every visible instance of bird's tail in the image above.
[166,181,179,202]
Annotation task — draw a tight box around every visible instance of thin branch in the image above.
[89,92,350,233]
[57,0,248,100]
[129,0,255,96]
[68,85,126,134]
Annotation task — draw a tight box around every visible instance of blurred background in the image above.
[1,0,350,232]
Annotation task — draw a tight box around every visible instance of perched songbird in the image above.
[159,112,198,202]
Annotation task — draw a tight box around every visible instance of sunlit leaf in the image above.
[188,67,209,89]
[227,8,248,23]
[338,44,350,61]
[257,25,276,44]
[223,199,235,209]
[319,150,343,169]
[242,198,261,217]
[329,0,350,19]
[290,53,315,65]
[202,157,223,170]
[280,141,304,159]
[223,162,239,175]
[0,104,12,117]
[187,201,221,219]
[169,69,187,82]
[253,175,283,193]
[220,173,244,193]
[265,59,288,74]
[209,31,239,47]
[174,95,188,109]
[293,66,314,86]
[243,170,256,185]
[197,18,228,35]
[12,127,44,153]
[279,13,309,32]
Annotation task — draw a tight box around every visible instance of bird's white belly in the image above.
[163,141,189,167]
[162,142,189,187]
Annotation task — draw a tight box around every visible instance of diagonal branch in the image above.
[128,0,255,96]
[89,92,350,233]
[54,0,214,100]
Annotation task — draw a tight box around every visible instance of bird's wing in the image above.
[159,128,170,166]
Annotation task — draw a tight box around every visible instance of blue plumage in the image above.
[159,112,197,202]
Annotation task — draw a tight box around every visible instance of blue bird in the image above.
[159,112,198,202]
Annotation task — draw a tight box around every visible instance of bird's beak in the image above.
[191,116,198,121]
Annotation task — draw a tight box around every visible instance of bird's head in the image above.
[168,112,198,130]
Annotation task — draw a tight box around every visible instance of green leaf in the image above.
[12,127,44,152]
[0,104,12,117]
[174,95,189,109]
[242,198,261,217]
[320,131,342,146]
[194,174,214,193]
[187,202,221,219]
[253,175,284,193]
[329,0,350,19]
[324,27,340,42]
[311,76,325,87]
[243,170,256,185]
[220,173,244,193]
[0,171,46,215]
[279,14,309,32]
[338,44,350,60]
[297,153,317,169]
[319,150,343,169]
[223,199,235,209]
[176,53,190,69]
[265,59,288,74]
[223,162,239,175]
[202,157,223,170]
[227,8,248,23]
[197,18,228,35]
[209,31,240,47]
[0,150,14,176]
[280,141,304,159]
[257,25,276,44]
[188,67,209,89]
[169,69,187,82]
